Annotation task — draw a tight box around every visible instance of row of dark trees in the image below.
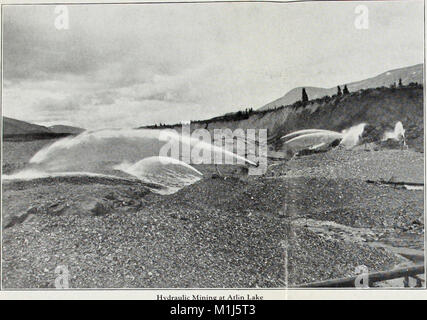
[390,78,405,89]
[339,85,350,95]
[150,107,255,128]
[301,77,414,102]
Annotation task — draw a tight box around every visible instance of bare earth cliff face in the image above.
[186,86,423,151]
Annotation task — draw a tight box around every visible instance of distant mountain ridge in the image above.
[3,117,52,136]
[3,117,84,140]
[259,63,423,110]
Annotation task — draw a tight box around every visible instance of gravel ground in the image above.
[277,147,424,183]
[2,176,400,288]
[1,141,423,288]
[2,140,55,175]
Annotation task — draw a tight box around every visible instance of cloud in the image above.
[3,8,103,82]
[2,2,424,129]
[36,97,83,112]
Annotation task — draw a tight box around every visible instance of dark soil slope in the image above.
[159,85,423,152]
[272,86,424,150]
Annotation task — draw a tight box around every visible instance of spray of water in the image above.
[114,156,203,195]
[284,131,343,151]
[9,128,255,194]
[281,129,338,141]
[29,129,165,172]
[2,170,120,181]
[382,121,405,142]
[340,123,366,148]
[283,123,366,152]
[168,130,256,166]
[30,128,255,171]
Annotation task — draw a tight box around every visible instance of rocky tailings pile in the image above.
[2,169,402,288]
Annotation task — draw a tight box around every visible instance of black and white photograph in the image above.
[1,0,425,293]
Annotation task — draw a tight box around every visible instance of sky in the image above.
[3,1,424,129]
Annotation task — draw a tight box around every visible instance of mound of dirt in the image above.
[378,139,405,150]
[2,168,401,288]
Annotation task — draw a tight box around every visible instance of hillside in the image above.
[259,64,423,110]
[3,117,52,136]
[160,84,423,152]
[2,117,84,140]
